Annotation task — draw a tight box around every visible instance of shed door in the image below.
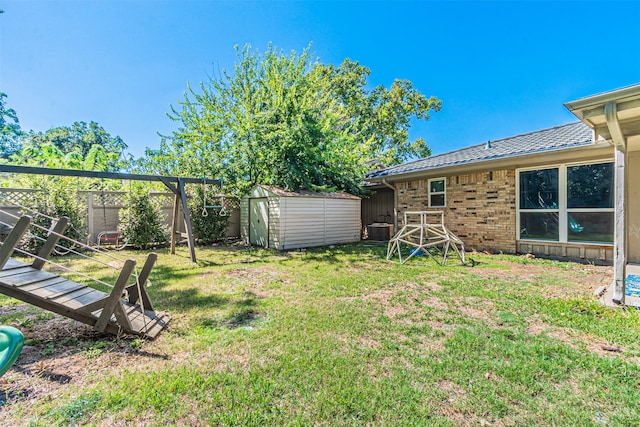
[249,198,269,247]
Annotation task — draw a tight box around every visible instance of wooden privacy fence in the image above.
[0,188,240,244]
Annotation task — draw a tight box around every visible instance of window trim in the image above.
[516,159,614,244]
[428,177,446,208]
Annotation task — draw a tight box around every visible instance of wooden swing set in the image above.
[0,164,221,263]
[0,165,223,339]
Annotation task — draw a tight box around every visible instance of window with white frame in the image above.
[517,161,614,243]
[428,178,446,207]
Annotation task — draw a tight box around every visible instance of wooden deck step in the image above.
[1,270,58,287]
[0,266,40,278]
[45,283,88,300]
[122,303,170,339]
[11,275,65,289]
[3,259,29,270]
[51,287,105,309]
[18,276,69,292]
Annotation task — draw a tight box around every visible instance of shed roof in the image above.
[254,185,360,200]
[367,122,593,179]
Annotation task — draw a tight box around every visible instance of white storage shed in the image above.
[240,185,361,250]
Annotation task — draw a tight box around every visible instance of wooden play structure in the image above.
[387,211,466,265]
[0,164,221,263]
[0,214,169,339]
[0,165,229,339]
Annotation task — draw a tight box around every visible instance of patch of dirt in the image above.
[196,265,287,300]
[359,282,446,319]
[425,320,449,330]
[357,335,382,350]
[361,288,396,302]
[0,305,30,316]
[405,281,443,293]
[456,305,497,326]
[360,288,407,318]
[417,334,447,353]
[525,319,547,336]
[224,268,256,278]
[0,311,170,417]
[454,298,497,326]
[437,395,494,427]
[438,379,467,405]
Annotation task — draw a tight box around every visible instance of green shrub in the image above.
[119,185,168,249]
[21,180,87,255]
[187,185,232,245]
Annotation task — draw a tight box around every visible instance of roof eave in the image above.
[565,84,640,147]
[366,142,612,183]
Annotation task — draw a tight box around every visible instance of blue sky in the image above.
[1,0,639,159]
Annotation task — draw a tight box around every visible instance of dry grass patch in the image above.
[421,295,449,310]
[472,259,613,299]
[358,288,407,318]
[438,379,467,406]
[455,297,497,325]
[525,318,638,362]
[417,333,448,353]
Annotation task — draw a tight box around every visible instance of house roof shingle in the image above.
[367,122,593,179]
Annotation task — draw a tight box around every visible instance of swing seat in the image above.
[97,230,129,250]
[0,326,24,377]
[98,230,121,246]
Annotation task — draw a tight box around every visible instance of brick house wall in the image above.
[395,169,517,253]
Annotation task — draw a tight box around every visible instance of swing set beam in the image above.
[0,165,221,263]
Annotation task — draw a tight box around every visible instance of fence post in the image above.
[87,191,94,245]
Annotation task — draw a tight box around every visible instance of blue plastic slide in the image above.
[0,326,24,377]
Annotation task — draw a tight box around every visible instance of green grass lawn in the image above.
[0,243,639,426]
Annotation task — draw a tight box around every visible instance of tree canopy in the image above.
[14,121,128,172]
[143,44,440,195]
[0,92,24,159]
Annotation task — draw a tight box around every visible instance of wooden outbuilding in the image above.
[240,185,361,250]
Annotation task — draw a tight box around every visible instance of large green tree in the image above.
[144,44,440,195]
[7,121,128,192]
[16,121,128,171]
[0,92,24,159]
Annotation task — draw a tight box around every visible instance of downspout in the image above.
[381,178,398,232]
[605,101,627,305]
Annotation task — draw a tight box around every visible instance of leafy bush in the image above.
[187,185,232,245]
[119,185,168,249]
[20,180,87,255]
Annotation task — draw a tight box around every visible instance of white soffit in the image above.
[565,84,640,147]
